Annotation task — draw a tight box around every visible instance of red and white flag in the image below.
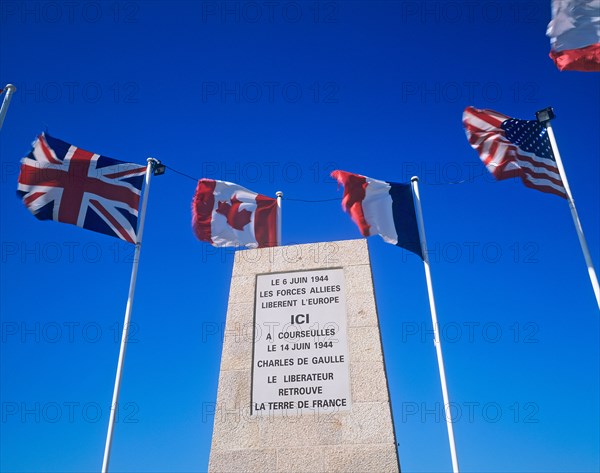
[547,0,600,71]
[192,179,278,248]
[18,132,147,243]
[331,170,423,258]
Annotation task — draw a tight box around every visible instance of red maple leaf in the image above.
[216,195,252,230]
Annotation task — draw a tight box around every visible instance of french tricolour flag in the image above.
[331,170,423,259]
[192,179,278,248]
[547,0,600,72]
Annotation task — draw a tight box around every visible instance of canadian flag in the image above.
[192,179,278,248]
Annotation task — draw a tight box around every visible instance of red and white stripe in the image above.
[331,170,400,245]
[547,0,600,71]
[18,133,146,243]
[463,107,567,199]
[192,179,278,248]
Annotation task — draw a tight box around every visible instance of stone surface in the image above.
[276,447,324,472]
[209,449,278,473]
[348,326,384,362]
[323,445,400,473]
[208,239,400,473]
[349,361,389,403]
[345,291,378,328]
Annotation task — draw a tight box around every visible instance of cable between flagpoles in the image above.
[162,163,486,192]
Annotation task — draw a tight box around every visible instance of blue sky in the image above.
[1,1,599,472]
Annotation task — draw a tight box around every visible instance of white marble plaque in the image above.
[252,268,351,416]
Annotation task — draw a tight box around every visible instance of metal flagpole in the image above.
[536,108,600,310]
[102,158,159,472]
[0,84,17,131]
[411,176,460,473]
[276,191,283,245]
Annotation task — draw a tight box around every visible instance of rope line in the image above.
[164,165,198,182]
[286,197,341,202]
[424,168,489,185]
[163,163,490,200]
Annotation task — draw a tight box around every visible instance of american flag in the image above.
[17,133,148,243]
[463,107,567,199]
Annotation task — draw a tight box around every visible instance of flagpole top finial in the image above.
[4,84,16,92]
[411,176,419,183]
[276,191,283,198]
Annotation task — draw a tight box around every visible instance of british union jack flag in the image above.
[17,133,147,243]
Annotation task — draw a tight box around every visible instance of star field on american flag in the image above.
[502,119,555,161]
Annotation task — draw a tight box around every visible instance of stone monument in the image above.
[208,239,400,472]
